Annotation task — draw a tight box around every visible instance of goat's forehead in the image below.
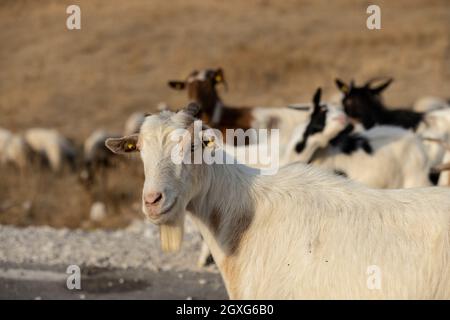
[187,69,212,82]
[139,112,194,143]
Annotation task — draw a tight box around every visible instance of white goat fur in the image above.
[0,128,30,169]
[251,105,312,147]
[413,96,449,113]
[127,110,450,299]
[438,150,450,186]
[417,108,450,168]
[283,106,432,189]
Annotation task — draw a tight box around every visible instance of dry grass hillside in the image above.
[0,0,449,229]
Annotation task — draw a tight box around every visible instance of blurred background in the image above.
[0,0,449,299]
[1,0,448,229]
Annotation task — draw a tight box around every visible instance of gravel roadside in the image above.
[0,219,227,299]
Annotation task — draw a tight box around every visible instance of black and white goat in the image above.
[283,88,432,188]
[335,78,450,172]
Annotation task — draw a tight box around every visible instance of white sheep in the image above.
[106,105,450,299]
[24,128,77,172]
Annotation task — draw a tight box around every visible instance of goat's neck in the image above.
[193,90,223,123]
[300,137,328,163]
[187,162,256,293]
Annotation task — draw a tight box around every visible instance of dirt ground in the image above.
[0,0,449,229]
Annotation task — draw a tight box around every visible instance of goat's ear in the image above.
[369,78,393,95]
[199,128,221,150]
[214,68,225,83]
[214,68,228,91]
[313,88,322,106]
[335,79,350,94]
[105,134,139,154]
[168,81,186,90]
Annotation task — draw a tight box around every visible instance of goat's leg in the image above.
[197,241,213,268]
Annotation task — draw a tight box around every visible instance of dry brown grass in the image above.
[0,0,448,229]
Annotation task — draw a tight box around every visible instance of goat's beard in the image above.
[159,215,184,253]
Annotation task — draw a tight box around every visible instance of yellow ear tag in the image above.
[207,137,215,147]
[215,75,222,82]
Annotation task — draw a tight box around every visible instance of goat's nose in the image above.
[144,192,163,207]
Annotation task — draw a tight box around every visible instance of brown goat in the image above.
[168,68,254,134]
[168,68,312,146]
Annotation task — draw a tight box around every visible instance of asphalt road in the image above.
[0,263,227,300]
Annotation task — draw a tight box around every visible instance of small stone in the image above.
[198,278,207,285]
[90,202,107,221]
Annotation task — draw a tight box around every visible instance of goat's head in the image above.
[105,103,216,252]
[287,88,348,162]
[168,68,227,107]
[335,77,393,129]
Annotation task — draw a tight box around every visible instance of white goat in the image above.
[106,104,450,299]
[283,89,431,189]
[0,128,13,163]
[81,129,121,183]
[24,128,76,172]
[250,105,312,147]
[0,128,31,169]
[413,96,449,113]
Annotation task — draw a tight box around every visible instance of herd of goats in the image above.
[102,69,450,299]
[1,67,450,298]
[2,68,450,189]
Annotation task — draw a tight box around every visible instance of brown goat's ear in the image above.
[168,81,186,90]
[214,68,225,83]
[313,88,322,106]
[105,135,139,154]
[214,68,228,91]
[335,79,350,94]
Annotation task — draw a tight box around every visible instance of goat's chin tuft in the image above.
[159,217,184,253]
